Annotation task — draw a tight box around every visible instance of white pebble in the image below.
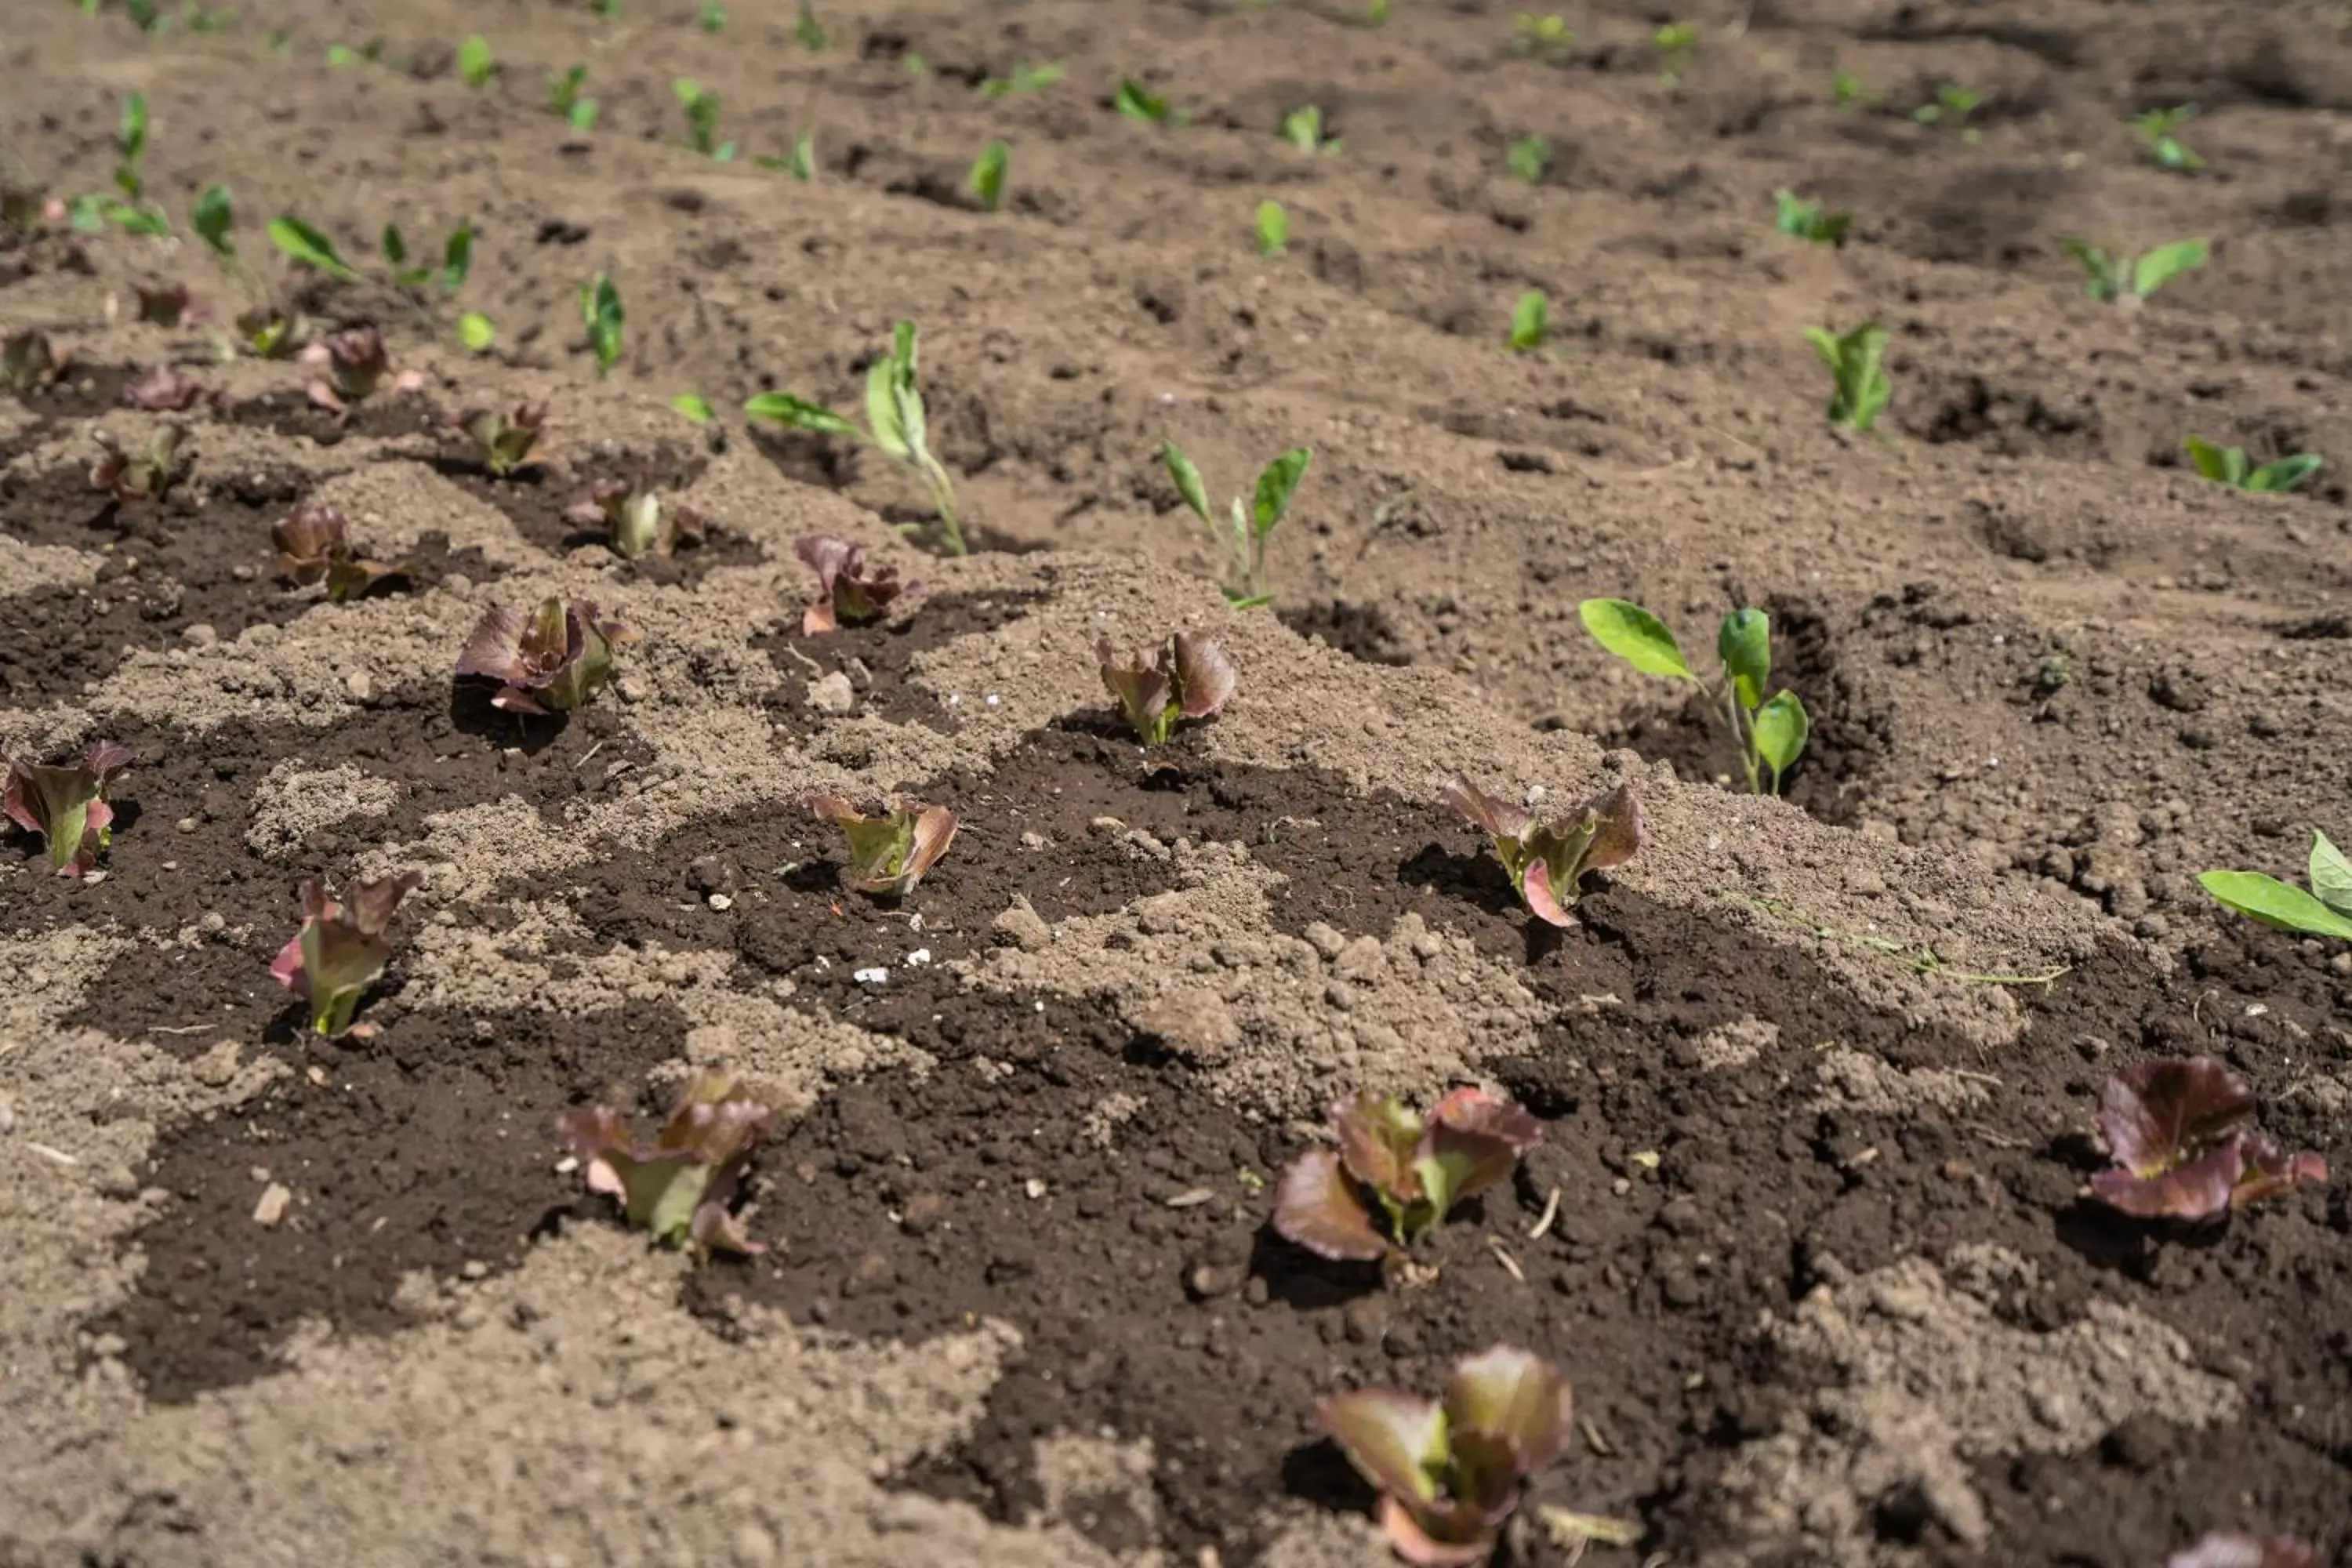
[854,967,888,985]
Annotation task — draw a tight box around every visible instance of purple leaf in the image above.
[2231,1134,2329,1209]
[810,795,959,897]
[1171,631,1237,720]
[456,598,638,715]
[559,1069,776,1258]
[2167,1534,2321,1568]
[4,741,134,876]
[269,870,425,1037]
[795,535,906,633]
[1442,1345,1571,1475]
[1417,1090,1543,1216]
[1271,1147,1393,1261]
[1441,775,1533,843]
[1330,1091,1425,1198]
[1319,1388,1446,1507]
[2098,1057,2256,1177]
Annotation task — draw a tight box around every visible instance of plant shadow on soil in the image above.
[76,717,2352,1565]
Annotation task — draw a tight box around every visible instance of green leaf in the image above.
[193,183,234,256]
[1255,199,1288,257]
[1162,441,1213,522]
[2060,236,2119,300]
[2309,831,2352,917]
[269,216,357,280]
[2199,871,2352,941]
[2131,238,2207,299]
[793,0,826,49]
[568,97,600,132]
[1751,690,1809,782]
[2182,434,2238,484]
[1508,289,1549,352]
[2248,454,2322,494]
[699,0,726,32]
[1506,135,1549,184]
[118,93,149,168]
[457,34,494,89]
[381,222,408,267]
[745,391,860,440]
[671,393,714,423]
[1717,608,1771,710]
[1116,78,1171,124]
[113,205,170,238]
[457,310,496,352]
[441,223,474,292]
[1251,448,1312,539]
[1280,104,1326,153]
[969,139,1010,211]
[866,355,910,459]
[1578,599,1695,682]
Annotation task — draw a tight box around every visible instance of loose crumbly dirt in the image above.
[5,2,2351,1566]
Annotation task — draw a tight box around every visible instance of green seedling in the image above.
[2060,236,2207,303]
[1281,104,1340,154]
[190,183,267,299]
[674,79,735,161]
[270,871,425,1039]
[1097,633,1237,746]
[581,272,624,376]
[114,92,149,203]
[1913,83,1984,143]
[1654,21,1698,80]
[561,1071,777,1258]
[1346,0,1392,23]
[1804,319,1892,432]
[1831,69,1875,108]
[2182,436,2321,495]
[458,310,496,351]
[699,0,725,32]
[576,478,705,561]
[980,60,1064,97]
[904,55,930,75]
[1580,600,1810,795]
[1256,199,1289,257]
[1116,78,1181,125]
[754,130,817,180]
[457,34,494,89]
[808,797,959,898]
[381,220,474,293]
[547,64,599,131]
[745,322,965,556]
[671,393,715,423]
[2132,105,2203,173]
[1160,441,1311,608]
[2202,830,2352,942]
[969,139,1010,211]
[269,215,357,280]
[69,93,170,237]
[1506,135,1550,185]
[4,742,132,878]
[1508,289,1550,352]
[793,0,826,49]
[1775,189,1851,245]
[272,501,407,601]
[1511,13,1573,64]
[457,401,548,477]
[89,424,189,504]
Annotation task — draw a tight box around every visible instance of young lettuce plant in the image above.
[1510,13,1573,64]
[89,425,188,505]
[2183,436,2322,495]
[2201,829,2352,940]
[1256,199,1290,257]
[5,742,134,877]
[121,364,221,414]
[673,79,736,161]
[1096,632,1236,746]
[1505,135,1549,184]
[457,34,495,89]
[559,1070,776,1258]
[1508,289,1550,353]
[968,139,1010,211]
[272,501,406,601]
[1578,600,1810,795]
[1321,1345,1571,1567]
[794,535,906,633]
[809,796,959,898]
[3,328,68,392]
[1274,1088,1541,1263]
[1281,105,1340,154]
[456,401,549,477]
[744,322,964,556]
[581,272,625,376]
[1805,320,1892,432]
[1116,78,1181,125]
[2132,105,2203,173]
[303,325,425,413]
[1443,776,1642,927]
[2085,1057,2327,1221]
[456,598,641,715]
[546,64,599,130]
[1774,189,1851,245]
[571,477,705,561]
[1160,441,1311,608]
[268,870,426,1038]
[2061,236,2207,303]
[1913,82,1984,143]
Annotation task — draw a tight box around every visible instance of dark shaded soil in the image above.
[3,360,143,422]
[223,388,447,447]
[753,588,1048,734]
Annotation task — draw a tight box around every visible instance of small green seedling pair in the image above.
[547,64,599,131]
[1281,105,1339,154]
[1160,441,1312,608]
[674,80,735,160]
[1580,600,1809,796]
[2061,237,2206,303]
[1774,190,1850,246]
[746,323,964,556]
[2203,831,2352,941]
[2131,105,2202,173]
[2182,436,2321,495]
[1806,321,1891,432]
[1913,83,1984,142]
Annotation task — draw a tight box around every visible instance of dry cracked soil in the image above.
[3,2,2350,1566]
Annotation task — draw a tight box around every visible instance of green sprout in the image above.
[753,130,818,180]
[1511,13,1573,64]
[547,64,599,131]
[699,0,725,32]
[458,311,496,352]
[2203,831,2352,941]
[581,272,624,376]
[1913,83,1984,143]
[1508,289,1549,353]
[969,139,1010,211]
[1116,78,1181,125]
[1281,104,1340,154]
[1774,189,1851,245]
[1256,199,1289,257]
[1506,135,1550,185]
[1653,21,1698,80]
[1803,320,1891,432]
[1831,69,1875,108]
[671,393,714,423]
[457,34,494,89]
[1580,600,1810,795]
[2060,237,2207,303]
[267,214,358,280]
[69,93,170,237]
[980,60,1064,97]
[2182,436,2321,495]
[191,182,267,298]
[674,79,735,161]
[793,0,826,50]
[745,322,965,556]
[380,220,474,293]
[1160,440,1312,608]
[2131,105,2203,173]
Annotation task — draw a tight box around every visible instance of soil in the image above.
[5,2,2352,1566]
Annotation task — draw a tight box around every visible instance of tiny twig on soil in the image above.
[1527,1185,1562,1240]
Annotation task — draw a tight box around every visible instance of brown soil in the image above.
[5,2,2352,1566]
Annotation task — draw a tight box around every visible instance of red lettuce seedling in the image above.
[1322,1345,1572,1566]
[809,795,959,897]
[89,424,187,504]
[121,364,221,413]
[456,597,641,715]
[268,870,425,1037]
[1097,632,1237,746]
[1444,775,1642,927]
[456,401,548,477]
[2169,1534,2321,1568]
[559,1070,776,1257]
[271,501,406,601]
[795,535,906,633]
[2,328,67,392]
[304,325,424,412]
[570,477,706,561]
[2088,1057,2328,1221]
[5,742,133,877]
[1275,1087,1541,1262]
